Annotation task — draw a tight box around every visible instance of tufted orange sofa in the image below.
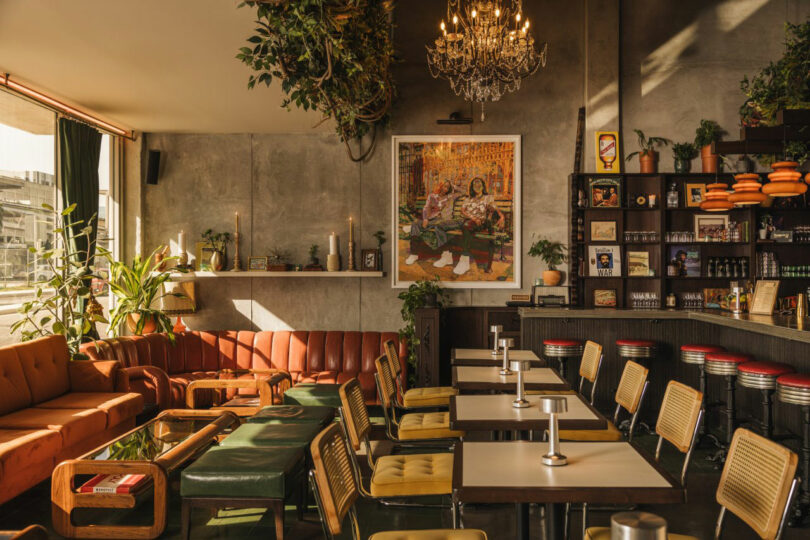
[81,330,407,409]
[0,334,143,506]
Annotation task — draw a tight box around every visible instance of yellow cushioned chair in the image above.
[375,356,464,443]
[527,340,603,403]
[309,422,486,540]
[384,340,457,408]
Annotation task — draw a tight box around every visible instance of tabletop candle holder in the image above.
[490,325,503,357]
[511,359,531,408]
[541,396,568,466]
[499,337,515,375]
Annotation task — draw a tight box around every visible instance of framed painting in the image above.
[588,177,622,208]
[685,183,707,207]
[590,220,617,242]
[392,135,521,288]
[694,214,728,241]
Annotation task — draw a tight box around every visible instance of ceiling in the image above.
[0,0,327,134]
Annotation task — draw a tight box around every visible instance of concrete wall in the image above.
[131,0,808,332]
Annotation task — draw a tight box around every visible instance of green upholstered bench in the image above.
[282,383,342,408]
[220,422,323,448]
[180,445,305,540]
[248,405,335,426]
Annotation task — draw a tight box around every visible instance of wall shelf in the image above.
[171,270,385,280]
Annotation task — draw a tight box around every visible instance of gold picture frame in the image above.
[248,256,268,271]
[590,220,617,242]
[685,183,707,207]
[750,280,780,315]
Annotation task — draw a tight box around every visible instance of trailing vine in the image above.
[237,0,396,162]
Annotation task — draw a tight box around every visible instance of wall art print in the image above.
[392,135,521,288]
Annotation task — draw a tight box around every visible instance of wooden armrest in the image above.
[186,378,275,409]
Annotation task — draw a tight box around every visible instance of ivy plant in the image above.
[398,278,449,387]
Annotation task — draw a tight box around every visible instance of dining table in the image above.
[452,440,684,540]
[452,365,569,392]
[451,347,545,367]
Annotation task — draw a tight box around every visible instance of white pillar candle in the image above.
[178,230,186,255]
[329,233,338,255]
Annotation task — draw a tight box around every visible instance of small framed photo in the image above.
[594,289,617,307]
[588,177,622,208]
[590,220,617,242]
[694,214,729,241]
[248,256,268,271]
[361,249,380,271]
[685,183,707,207]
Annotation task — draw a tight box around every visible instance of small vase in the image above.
[210,250,224,271]
[674,158,691,173]
[639,151,658,173]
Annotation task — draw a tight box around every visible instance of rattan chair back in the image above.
[717,428,798,539]
[310,423,360,537]
[615,360,649,414]
[383,339,401,378]
[338,379,372,451]
[656,381,703,453]
[579,341,602,382]
[375,354,397,409]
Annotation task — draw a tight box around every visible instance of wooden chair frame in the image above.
[578,341,604,406]
[185,372,291,416]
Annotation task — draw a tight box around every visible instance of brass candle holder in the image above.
[232,231,242,272]
[347,241,356,271]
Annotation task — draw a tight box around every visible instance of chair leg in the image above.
[181,499,192,540]
[272,499,285,540]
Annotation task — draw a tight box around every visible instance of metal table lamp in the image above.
[490,325,503,356]
[541,396,568,466]
[499,337,515,375]
[511,359,532,408]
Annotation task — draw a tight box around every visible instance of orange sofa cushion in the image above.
[15,335,71,404]
[0,407,106,448]
[36,393,144,429]
[0,347,32,416]
[0,428,61,477]
[68,360,118,393]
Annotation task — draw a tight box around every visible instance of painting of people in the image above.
[392,136,521,288]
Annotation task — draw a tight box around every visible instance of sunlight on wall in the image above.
[588,80,619,130]
[641,22,697,98]
[716,0,769,33]
[241,298,294,330]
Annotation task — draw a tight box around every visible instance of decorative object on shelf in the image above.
[510,359,532,409]
[500,337,515,376]
[588,245,621,277]
[373,230,386,271]
[595,131,621,173]
[159,280,196,316]
[594,289,617,307]
[667,181,679,208]
[154,245,169,272]
[393,135,521,288]
[397,278,450,387]
[528,236,567,286]
[627,251,651,277]
[590,220,617,242]
[361,249,380,271]
[577,188,587,208]
[700,182,734,212]
[236,0,395,162]
[305,244,324,271]
[772,230,794,243]
[669,245,700,277]
[694,120,724,173]
[694,214,729,241]
[490,324,503,356]
[232,212,242,272]
[347,217,356,271]
[426,0,547,121]
[703,288,730,309]
[268,247,291,271]
[248,256,268,271]
[540,396,568,466]
[666,292,677,308]
[729,173,767,206]
[631,194,648,208]
[630,291,660,309]
[684,182,707,207]
[588,177,621,207]
[672,142,697,173]
[201,229,231,272]
[626,129,671,174]
[750,280,780,315]
[763,161,808,197]
[177,230,188,268]
[327,232,340,272]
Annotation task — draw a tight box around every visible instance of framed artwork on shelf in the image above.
[588,245,622,277]
[247,256,268,271]
[361,249,380,271]
[392,135,521,288]
[685,183,707,207]
[590,220,617,242]
[594,289,617,307]
[594,131,621,173]
[668,245,700,277]
[195,242,215,271]
[750,280,780,315]
[627,251,651,276]
[703,288,730,310]
[588,177,622,208]
[694,214,729,241]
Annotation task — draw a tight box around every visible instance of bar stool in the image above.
[543,339,583,380]
[704,352,754,463]
[776,373,810,525]
[680,344,725,443]
[737,361,795,440]
[616,339,657,369]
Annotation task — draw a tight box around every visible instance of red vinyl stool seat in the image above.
[738,362,795,389]
[704,352,754,376]
[616,339,656,360]
[543,339,583,348]
[616,339,656,348]
[543,339,584,380]
[680,344,725,365]
[777,373,810,521]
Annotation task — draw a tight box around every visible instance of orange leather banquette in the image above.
[81,330,408,409]
[0,335,143,505]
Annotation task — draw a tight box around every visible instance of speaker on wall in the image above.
[145,150,161,185]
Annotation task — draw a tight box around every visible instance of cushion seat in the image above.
[248,405,334,426]
[402,387,457,408]
[737,361,794,377]
[0,407,106,448]
[398,412,464,440]
[220,422,321,448]
[370,453,453,497]
[36,392,144,429]
[543,339,583,347]
[585,528,696,540]
[283,383,342,408]
[369,530,488,540]
[558,421,623,442]
[615,339,655,348]
[680,344,724,353]
[777,373,810,389]
[180,445,304,499]
[0,428,61,477]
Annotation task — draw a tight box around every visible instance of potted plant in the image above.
[201,229,230,271]
[671,142,697,173]
[305,244,323,271]
[373,230,386,271]
[626,129,671,173]
[268,246,290,271]
[694,120,724,173]
[107,247,184,337]
[397,278,449,386]
[528,237,568,286]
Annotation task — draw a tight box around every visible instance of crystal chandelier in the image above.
[427,0,547,120]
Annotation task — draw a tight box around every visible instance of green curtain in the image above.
[58,117,102,336]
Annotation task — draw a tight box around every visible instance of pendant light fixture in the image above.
[762,161,807,197]
[728,173,767,206]
[700,182,734,212]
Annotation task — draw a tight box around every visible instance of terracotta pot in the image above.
[700,144,717,173]
[639,151,658,174]
[127,313,157,335]
[542,270,562,286]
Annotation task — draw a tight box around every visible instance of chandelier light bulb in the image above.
[516,13,521,22]
[453,15,458,24]
[440,21,446,30]
[472,9,477,17]
[495,8,500,17]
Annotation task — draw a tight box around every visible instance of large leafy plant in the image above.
[12,204,106,359]
[236,0,396,161]
[694,120,724,148]
[626,129,671,161]
[398,279,449,387]
[527,238,567,271]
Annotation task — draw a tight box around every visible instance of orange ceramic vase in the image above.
[639,151,658,173]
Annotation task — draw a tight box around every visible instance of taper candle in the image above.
[349,217,354,244]
[235,212,240,235]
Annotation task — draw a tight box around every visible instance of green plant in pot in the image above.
[694,120,725,173]
[671,142,697,173]
[107,247,185,338]
[528,237,567,286]
[398,278,449,387]
[626,130,671,173]
[201,229,230,271]
[373,230,386,271]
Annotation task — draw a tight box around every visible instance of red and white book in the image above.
[78,473,146,494]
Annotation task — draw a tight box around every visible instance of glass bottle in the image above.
[666,182,679,209]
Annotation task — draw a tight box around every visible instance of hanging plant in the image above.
[236,0,396,161]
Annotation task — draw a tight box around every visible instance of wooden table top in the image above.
[452,365,570,392]
[449,394,606,431]
[452,348,544,367]
[453,441,683,504]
